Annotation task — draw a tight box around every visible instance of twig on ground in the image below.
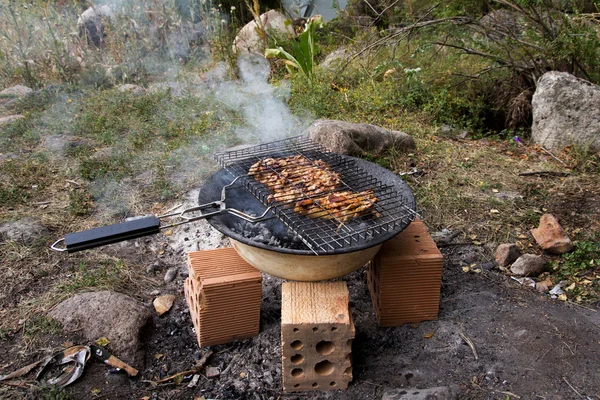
[562,377,584,398]
[540,146,567,165]
[437,242,474,247]
[535,347,552,362]
[221,354,240,375]
[518,171,570,177]
[494,390,521,398]
[357,379,382,387]
[459,332,479,360]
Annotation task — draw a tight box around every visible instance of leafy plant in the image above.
[265,15,324,85]
[554,233,600,281]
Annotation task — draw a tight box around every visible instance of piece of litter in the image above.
[36,345,90,388]
[424,332,434,339]
[187,374,200,388]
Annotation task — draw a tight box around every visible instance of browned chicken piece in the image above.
[249,156,341,202]
[293,190,378,222]
[249,156,378,222]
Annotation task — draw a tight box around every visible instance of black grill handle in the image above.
[54,216,161,253]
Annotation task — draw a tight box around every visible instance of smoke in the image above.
[30,0,315,220]
[212,53,311,143]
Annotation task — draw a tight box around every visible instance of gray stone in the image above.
[510,254,546,277]
[164,267,178,283]
[118,84,146,96]
[0,85,32,97]
[306,119,415,157]
[382,386,458,400]
[41,134,96,154]
[479,10,522,41]
[0,218,49,245]
[320,47,353,70]
[49,291,151,365]
[0,115,24,127]
[77,6,114,47]
[233,10,295,55]
[205,366,221,378]
[532,71,600,151]
[495,243,521,267]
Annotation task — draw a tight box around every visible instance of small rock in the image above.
[164,267,178,283]
[49,291,151,365]
[0,84,33,97]
[0,217,49,245]
[118,84,146,96]
[531,214,573,254]
[382,386,458,400]
[495,243,521,267]
[460,252,478,264]
[0,115,24,127]
[510,254,546,277]
[153,294,176,316]
[478,262,495,271]
[205,366,221,378]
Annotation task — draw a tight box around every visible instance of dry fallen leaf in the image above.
[462,266,470,273]
[424,332,434,339]
[164,229,173,236]
[155,353,164,360]
[558,294,568,301]
[95,337,110,347]
[490,209,500,214]
[153,294,177,316]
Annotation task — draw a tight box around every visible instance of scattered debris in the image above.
[151,350,212,385]
[531,214,574,254]
[36,346,90,388]
[459,333,479,361]
[153,294,176,316]
[187,374,201,388]
[90,345,138,377]
[0,361,41,382]
[95,337,110,347]
[511,276,536,288]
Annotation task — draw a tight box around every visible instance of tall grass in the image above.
[0,0,237,88]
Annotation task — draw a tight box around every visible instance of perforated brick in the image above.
[367,219,443,327]
[184,248,262,347]
[281,281,354,392]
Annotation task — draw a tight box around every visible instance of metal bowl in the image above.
[198,156,416,281]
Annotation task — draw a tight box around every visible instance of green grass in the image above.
[23,314,62,340]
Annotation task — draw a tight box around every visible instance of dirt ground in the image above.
[2,212,599,400]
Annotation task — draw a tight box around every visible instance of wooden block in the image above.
[184,248,262,347]
[281,282,354,392]
[368,220,444,327]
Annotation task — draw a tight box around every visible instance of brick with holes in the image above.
[184,248,262,347]
[367,219,443,327]
[281,281,354,392]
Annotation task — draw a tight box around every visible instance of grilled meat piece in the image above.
[249,156,378,222]
[294,190,378,222]
[249,156,341,202]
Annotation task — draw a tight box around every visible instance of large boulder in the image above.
[532,71,600,151]
[49,291,151,366]
[306,119,415,157]
[77,5,114,47]
[233,10,295,55]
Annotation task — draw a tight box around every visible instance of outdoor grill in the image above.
[52,135,419,281]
